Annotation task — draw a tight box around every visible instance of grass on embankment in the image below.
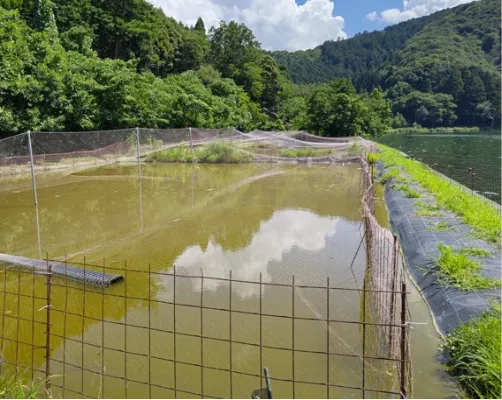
[374,144,501,245]
[436,243,500,290]
[442,305,501,399]
[146,142,252,163]
[387,127,481,135]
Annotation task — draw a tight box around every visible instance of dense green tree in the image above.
[393,92,457,127]
[194,17,205,34]
[258,55,282,110]
[208,21,260,79]
[0,0,22,8]
[361,88,393,137]
[306,79,366,137]
[0,6,268,135]
[33,0,58,36]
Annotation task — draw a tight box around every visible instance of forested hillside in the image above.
[0,0,291,136]
[0,0,500,138]
[273,0,501,128]
[0,0,393,138]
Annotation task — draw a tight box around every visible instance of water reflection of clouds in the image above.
[174,209,337,298]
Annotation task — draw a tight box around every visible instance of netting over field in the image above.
[0,128,361,179]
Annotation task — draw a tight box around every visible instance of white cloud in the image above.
[173,209,337,298]
[366,11,379,21]
[367,0,477,24]
[150,0,346,51]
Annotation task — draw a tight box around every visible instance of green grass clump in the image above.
[393,183,420,198]
[436,243,500,290]
[459,248,492,257]
[146,142,251,164]
[374,144,501,244]
[429,221,454,231]
[279,147,332,158]
[442,305,501,399]
[197,142,251,163]
[417,209,442,217]
[146,142,194,162]
[0,376,48,398]
[379,169,400,184]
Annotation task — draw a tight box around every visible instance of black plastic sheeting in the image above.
[380,166,501,335]
[0,253,124,288]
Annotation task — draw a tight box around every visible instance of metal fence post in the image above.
[135,127,141,163]
[189,127,194,163]
[136,128,143,231]
[400,282,407,399]
[45,258,52,396]
[27,131,38,207]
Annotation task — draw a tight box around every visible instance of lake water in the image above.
[378,132,501,203]
[0,163,455,398]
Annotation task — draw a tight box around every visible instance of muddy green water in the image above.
[0,163,454,398]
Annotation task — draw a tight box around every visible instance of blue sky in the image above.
[152,0,476,51]
[296,0,399,36]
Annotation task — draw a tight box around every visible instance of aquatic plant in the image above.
[442,304,501,399]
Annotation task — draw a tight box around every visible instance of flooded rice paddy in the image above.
[0,163,454,398]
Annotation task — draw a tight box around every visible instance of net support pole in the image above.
[135,128,143,231]
[27,131,38,207]
[400,282,407,399]
[189,127,194,164]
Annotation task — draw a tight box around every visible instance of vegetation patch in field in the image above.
[416,201,442,217]
[428,221,454,231]
[393,183,420,198]
[278,147,333,158]
[459,247,492,257]
[146,142,252,163]
[435,243,500,290]
[375,144,501,244]
[442,304,501,399]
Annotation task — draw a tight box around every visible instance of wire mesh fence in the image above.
[0,254,410,399]
[428,162,501,209]
[0,129,411,398]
